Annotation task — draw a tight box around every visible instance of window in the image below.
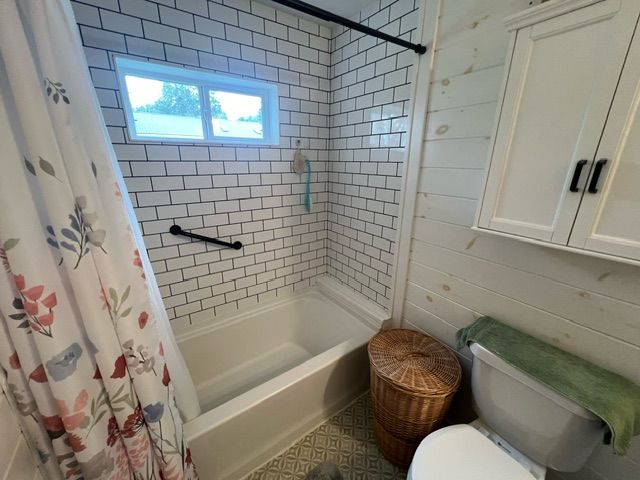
[114,57,279,145]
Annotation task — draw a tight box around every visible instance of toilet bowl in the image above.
[407,343,603,479]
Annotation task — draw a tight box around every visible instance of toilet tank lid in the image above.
[411,424,535,480]
[470,343,598,420]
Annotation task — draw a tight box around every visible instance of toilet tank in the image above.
[470,343,605,472]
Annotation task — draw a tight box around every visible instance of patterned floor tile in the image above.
[246,394,407,480]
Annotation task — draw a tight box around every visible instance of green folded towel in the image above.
[456,317,640,455]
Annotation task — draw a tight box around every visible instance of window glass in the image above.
[123,75,204,140]
[209,91,263,140]
[115,57,279,145]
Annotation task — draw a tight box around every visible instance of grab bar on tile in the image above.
[169,225,243,250]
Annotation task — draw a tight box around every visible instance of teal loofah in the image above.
[304,157,312,212]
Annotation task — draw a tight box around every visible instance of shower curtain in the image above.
[0,0,198,478]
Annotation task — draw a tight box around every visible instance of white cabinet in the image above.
[569,34,640,258]
[476,0,640,264]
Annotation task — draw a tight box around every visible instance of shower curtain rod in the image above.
[268,0,427,54]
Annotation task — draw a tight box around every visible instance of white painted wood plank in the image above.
[428,65,505,111]
[436,0,532,50]
[425,102,497,140]
[415,193,477,227]
[390,0,435,325]
[582,439,640,480]
[412,217,640,305]
[402,301,470,356]
[432,29,509,81]
[409,236,640,350]
[405,280,478,329]
[406,260,640,382]
[430,0,527,81]
[406,261,620,358]
[422,137,490,169]
[418,167,485,198]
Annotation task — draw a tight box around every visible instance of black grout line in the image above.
[73,0,417,322]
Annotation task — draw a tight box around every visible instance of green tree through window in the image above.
[136,82,226,119]
[238,109,263,123]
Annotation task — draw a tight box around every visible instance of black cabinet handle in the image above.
[569,159,588,192]
[588,159,608,194]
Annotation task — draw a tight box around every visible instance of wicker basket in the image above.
[373,418,418,467]
[368,329,462,467]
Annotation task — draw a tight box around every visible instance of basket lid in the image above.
[368,329,461,395]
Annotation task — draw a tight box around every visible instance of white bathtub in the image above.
[178,277,388,480]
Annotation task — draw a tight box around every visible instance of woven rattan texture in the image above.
[368,329,462,467]
[368,329,462,394]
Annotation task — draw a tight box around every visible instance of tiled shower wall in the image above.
[73,0,417,326]
[327,0,419,310]
[72,0,332,328]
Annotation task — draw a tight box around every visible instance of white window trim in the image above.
[114,57,280,146]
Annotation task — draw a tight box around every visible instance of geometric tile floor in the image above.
[246,393,407,479]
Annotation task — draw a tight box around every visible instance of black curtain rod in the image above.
[269,0,427,54]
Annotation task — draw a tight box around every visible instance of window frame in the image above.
[114,57,280,146]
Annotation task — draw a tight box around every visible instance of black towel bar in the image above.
[169,225,243,250]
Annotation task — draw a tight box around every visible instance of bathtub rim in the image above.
[315,276,390,331]
[183,332,372,440]
[181,277,387,440]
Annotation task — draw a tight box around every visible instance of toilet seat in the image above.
[408,424,536,480]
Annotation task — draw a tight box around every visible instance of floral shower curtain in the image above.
[0,1,198,478]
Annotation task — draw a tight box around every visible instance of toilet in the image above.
[408,343,605,479]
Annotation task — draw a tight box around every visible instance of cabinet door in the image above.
[569,30,640,261]
[478,0,640,243]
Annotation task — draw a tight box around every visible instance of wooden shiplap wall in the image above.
[399,0,640,479]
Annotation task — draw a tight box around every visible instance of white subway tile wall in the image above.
[72,0,416,327]
[327,0,418,310]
